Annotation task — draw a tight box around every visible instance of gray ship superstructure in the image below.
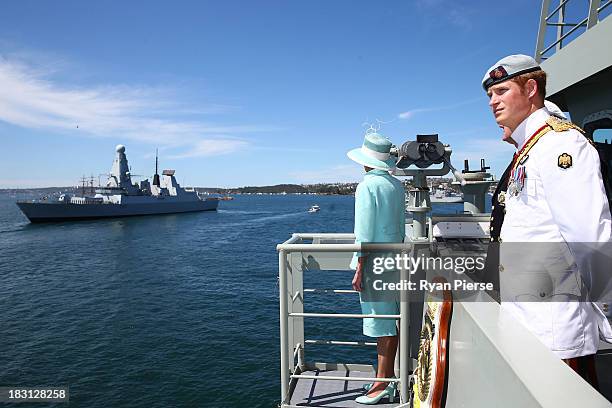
[17,145,219,222]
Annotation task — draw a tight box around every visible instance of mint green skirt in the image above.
[360,299,400,337]
[359,263,400,338]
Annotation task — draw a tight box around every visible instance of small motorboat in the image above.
[307,205,320,213]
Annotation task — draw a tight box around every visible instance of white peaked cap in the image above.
[544,100,567,119]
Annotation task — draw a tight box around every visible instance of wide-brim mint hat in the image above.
[347,132,396,171]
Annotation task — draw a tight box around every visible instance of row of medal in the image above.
[507,164,527,196]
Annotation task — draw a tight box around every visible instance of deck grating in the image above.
[289,369,400,407]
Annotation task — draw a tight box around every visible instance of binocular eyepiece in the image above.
[396,134,446,169]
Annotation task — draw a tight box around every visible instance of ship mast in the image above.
[80,175,87,196]
[153,148,160,187]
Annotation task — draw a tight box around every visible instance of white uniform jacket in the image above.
[499,107,612,359]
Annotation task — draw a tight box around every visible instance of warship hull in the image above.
[17,199,219,223]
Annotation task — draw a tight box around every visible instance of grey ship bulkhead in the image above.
[17,145,219,222]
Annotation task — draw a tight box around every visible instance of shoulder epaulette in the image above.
[546,115,596,149]
[513,116,590,172]
[546,115,585,134]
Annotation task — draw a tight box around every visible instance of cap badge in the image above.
[558,153,573,169]
[490,66,508,79]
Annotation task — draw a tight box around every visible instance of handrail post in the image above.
[587,0,601,28]
[279,249,289,405]
[556,0,566,51]
[399,250,410,403]
[535,0,552,62]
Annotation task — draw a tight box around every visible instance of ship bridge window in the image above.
[583,113,612,143]
[593,128,612,144]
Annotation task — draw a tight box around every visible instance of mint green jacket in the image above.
[350,169,406,270]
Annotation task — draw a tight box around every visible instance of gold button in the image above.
[490,238,494,242]
[499,264,504,272]
[490,226,494,231]
[491,205,495,210]
[491,216,494,221]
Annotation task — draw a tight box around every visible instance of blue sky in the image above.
[0,0,545,188]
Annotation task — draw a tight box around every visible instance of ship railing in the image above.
[536,0,612,62]
[277,233,414,407]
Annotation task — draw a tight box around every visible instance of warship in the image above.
[276,1,612,407]
[17,145,219,223]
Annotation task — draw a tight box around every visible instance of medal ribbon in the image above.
[510,124,551,172]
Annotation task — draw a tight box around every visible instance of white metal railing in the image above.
[289,374,397,382]
[304,339,377,347]
[277,233,413,407]
[535,0,612,62]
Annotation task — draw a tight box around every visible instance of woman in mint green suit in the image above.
[347,132,405,405]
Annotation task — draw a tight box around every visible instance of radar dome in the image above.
[115,144,125,153]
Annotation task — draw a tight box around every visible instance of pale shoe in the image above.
[355,382,396,405]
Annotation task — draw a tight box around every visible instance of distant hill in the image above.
[1,178,474,196]
[0,183,357,195]
[198,183,358,195]
[0,187,81,194]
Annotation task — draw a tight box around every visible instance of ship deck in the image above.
[288,368,398,408]
[278,233,612,407]
[286,353,612,407]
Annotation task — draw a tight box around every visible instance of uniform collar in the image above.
[510,107,550,151]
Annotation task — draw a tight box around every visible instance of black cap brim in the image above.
[483,66,542,90]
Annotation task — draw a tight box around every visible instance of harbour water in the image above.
[0,191,470,407]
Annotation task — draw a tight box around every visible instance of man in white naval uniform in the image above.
[483,54,612,388]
